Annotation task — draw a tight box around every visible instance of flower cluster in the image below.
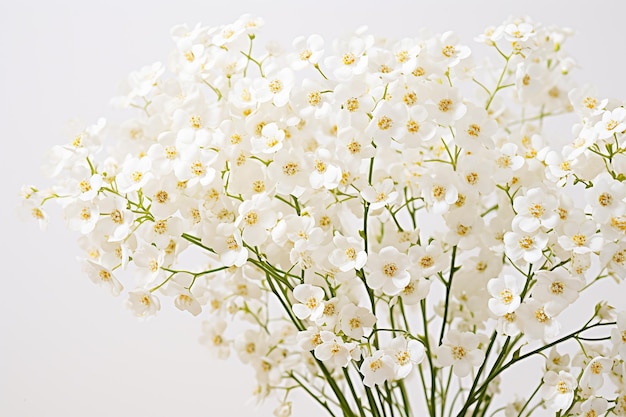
[21,14,626,417]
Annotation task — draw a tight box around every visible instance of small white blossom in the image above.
[360,350,395,387]
[292,284,325,321]
[540,370,577,411]
[434,329,484,377]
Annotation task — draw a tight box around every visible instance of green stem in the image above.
[516,381,543,417]
[467,321,616,407]
[420,299,437,417]
[290,373,338,417]
[485,54,511,111]
[343,368,366,417]
[439,245,458,345]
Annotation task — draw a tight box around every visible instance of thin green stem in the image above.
[420,299,437,417]
[290,373,338,417]
[439,245,458,345]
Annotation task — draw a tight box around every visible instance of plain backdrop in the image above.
[2,1,626,416]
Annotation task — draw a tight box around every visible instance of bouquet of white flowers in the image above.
[21,14,626,417]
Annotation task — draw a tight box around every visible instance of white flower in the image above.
[132,244,165,286]
[512,187,559,233]
[291,34,324,70]
[531,269,582,315]
[503,22,535,42]
[361,178,399,211]
[385,336,425,379]
[250,122,285,154]
[325,35,370,81]
[487,274,525,316]
[292,284,325,321]
[208,223,248,268]
[580,356,612,390]
[141,216,183,249]
[611,311,626,359]
[173,147,217,191]
[434,329,484,377]
[82,259,123,296]
[399,276,432,305]
[65,200,100,235]
[557,213,604,254]
[329,234,367,272]
[454,104,497,152]
[546,348,570,372]
[360,350,395,387]
[199,318,230,359]
[308,147,342,190]
[576,397,608,417]
[426,84,467,125]
[409,241,449,278]
[273,402,292,417]
[314,331,357,367]
[365,246,411,296]
[234,329,268,364]
[427,31,471,68]
[297,327,323,352]
[595,107,626,140]
[268,150,309,197]
[540,370,577,411]
[585,172,626,219]
[254,68,295,108]
[126,290,161,317]
[365,102,404,147]
[569,85,607,117]
[421,165,460,214]
[116,156,152,194]
[339,303,376,340]
[236,194,278,247]
[599,241,626,277]
[516,299,560,341]
[503,217,550,264]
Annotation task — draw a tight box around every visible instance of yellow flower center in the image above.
[342,53,356,65]
[452,346,466,360]
[282,162,299,176]
[268,79,282,94]
[598,193,613,207]
[518,236,534,249]
[383,263,398,277]
[467,124,481,137]
[442,45,456,58]
[377,116,393,130]
[244,211,258,226]
[403,91,417,105]
[438,99,453,112]
[500,289,514,304]
[534,307,549,323]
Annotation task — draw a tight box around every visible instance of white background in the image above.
[2,1,626,416]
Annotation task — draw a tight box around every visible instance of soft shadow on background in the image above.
[2,1,626,416]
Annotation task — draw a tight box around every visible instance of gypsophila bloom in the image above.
[577,396,608,417]
[540,370,577,411]
[314,331,358,368]
[612,311,626,359]
[360,350,395,387]
[126,290,161,318]
[516,299,561,341]
[487,274,525,316]
[365,246,411,296]
[292,284,325,321]
[22,14,626,417]
[385,336,426,379]
[580,356,612,390]
[435,330,485,377]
